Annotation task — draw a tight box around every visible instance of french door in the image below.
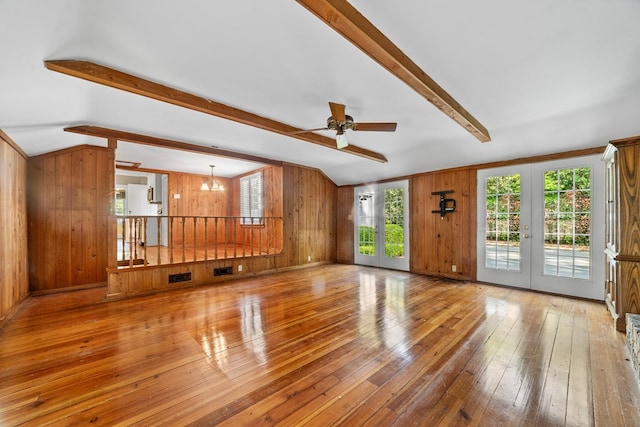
[477,155,604,300]
[354,180,409,271]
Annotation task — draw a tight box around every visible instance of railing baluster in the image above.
[259,219,263,256]
[157,217,162,265]
[129,218,135,266]
[250,218,254,256]
[143,217,148,265]
[233,217,237,259]
[169,216,174,264]
[224,217,228,259]
[119,217,125,262]
[115,215,281,269]
[193,216,197,262]
[241,218,246,258]
[181,217,186,263]
[204,217,209,261]
[214,217,219,260]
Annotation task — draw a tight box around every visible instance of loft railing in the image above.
[115,215,283,268]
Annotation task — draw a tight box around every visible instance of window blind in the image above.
[240,172,263,225]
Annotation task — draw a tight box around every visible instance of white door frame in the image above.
[354,180,409,271]
[477,155,604,300]
[529,156,604,300]
[477,165,532,289]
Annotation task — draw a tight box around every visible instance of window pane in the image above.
[357,191,375,256]
[575,190,591,212]
[575,167,591,190]
[485,173,521,271]
[542,166,591,279]
[240,172,263,225]
[384,188,404,258]
[486,177,497,194]
[509,194,521,213]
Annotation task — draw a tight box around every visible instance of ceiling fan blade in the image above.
[289,127,329,135]
[351,122,397,132]
[328,102,346,123]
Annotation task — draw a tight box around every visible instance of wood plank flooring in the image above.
[1,264,639,426]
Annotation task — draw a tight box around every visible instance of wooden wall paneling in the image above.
[55,152,72,288]
[410,168,476,280]
[298,167,310,265]
[262,165,284,253]
[409,174,430,274]
[82,148,98,281]
[335,186,354,263]
[279,164,336,266]
[0,131,29,325]
[273,166,284,252]
[326,175,338,261]
[71,149,85,285]
[42,155,56,289]
[280,165,298,268]
[27,146,111,292]
[26,157,44,291]
[168,171,231,247]
[40,155,58,290]
[102,147,116,270]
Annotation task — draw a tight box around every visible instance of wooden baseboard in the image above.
[0,292,30,331]
[30,281,107,296]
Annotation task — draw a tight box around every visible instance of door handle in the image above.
[523,234,530,239]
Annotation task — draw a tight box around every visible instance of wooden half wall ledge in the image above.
[295,0,491,143]
[44,59,387,163]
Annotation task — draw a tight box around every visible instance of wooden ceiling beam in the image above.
[64,125,284,166]
[45,60,387,163]
[296,0,491,143]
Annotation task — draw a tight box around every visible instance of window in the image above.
[240,172,264,225]
[543,166,591,279]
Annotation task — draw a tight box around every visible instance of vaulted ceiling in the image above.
[2,0,639,185]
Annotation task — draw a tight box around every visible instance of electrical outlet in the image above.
[451,265,457,272]
[308,256,311,262]
[238,264,243,272]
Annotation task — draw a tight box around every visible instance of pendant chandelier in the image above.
[201,165,225,192]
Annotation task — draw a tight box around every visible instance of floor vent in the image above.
[214,266,233,276]
[168,272,192,284]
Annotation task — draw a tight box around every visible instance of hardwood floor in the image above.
[1,264,639,426]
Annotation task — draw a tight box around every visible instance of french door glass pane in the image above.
[485,174,521,271]
[543,167,591,279]
[357,191,375,255]
[383,188,404,258]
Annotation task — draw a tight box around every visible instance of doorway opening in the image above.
[477,155,604,300]
[354,180,409,271]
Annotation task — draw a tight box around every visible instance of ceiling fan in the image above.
[295,102,397,149]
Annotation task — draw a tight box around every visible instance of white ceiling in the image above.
[1,0,639,185]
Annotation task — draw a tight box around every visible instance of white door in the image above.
[126,184,157,245]
[477,155,604,300]
[477,165,532,289]
[354,180,409,271]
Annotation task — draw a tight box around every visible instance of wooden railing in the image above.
[115,215,283,268]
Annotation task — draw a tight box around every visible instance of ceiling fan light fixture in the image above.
[336,130,348,149]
